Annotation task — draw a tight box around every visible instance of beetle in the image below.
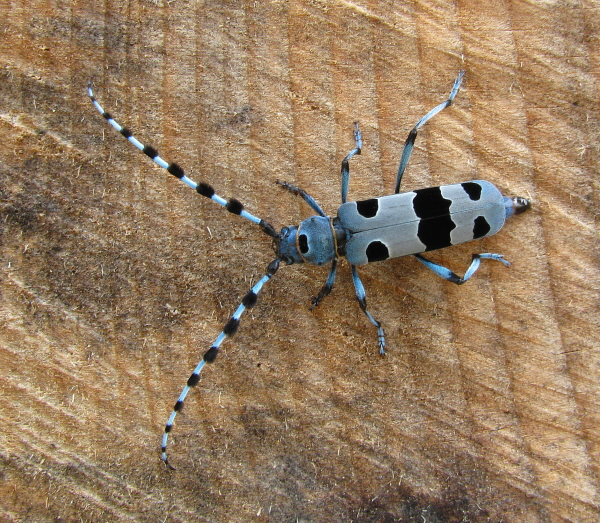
[88,71,530,468]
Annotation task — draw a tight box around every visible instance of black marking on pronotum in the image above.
[88,72,531,469]
[299,234,309,254]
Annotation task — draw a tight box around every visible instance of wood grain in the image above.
[1,1,599,521]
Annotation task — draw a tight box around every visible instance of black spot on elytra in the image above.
[412,187,451,218]
[461,182,482,201]
[356,198,379,218]
[366,241,389,262]
[413,187,455,251]
[473,216,490,239]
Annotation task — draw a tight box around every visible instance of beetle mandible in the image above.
[88,71,531,468]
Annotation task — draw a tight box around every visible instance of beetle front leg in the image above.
[310,258,338,309]
[276,180,327,217]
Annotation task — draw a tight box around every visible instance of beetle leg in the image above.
[351,265,386,355]
[276,180,327,217]
[395,71,465,194]
[341,122,362,204]
[310,258,338,309]
[414,252,510,285]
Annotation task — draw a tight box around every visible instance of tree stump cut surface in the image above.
[1,1,599,521]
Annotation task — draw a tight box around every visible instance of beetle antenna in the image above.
[161,258,281,469]
[88,83,277,238]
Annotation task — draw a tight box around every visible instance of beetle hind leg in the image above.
[395,71,465,194]
[414,252,510,285]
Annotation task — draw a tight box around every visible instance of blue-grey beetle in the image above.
[88,71,530,468]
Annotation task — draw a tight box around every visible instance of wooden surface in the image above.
[1,1,599,521]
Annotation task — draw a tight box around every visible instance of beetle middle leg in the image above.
[341,122,362,204]
[351,265,386,354]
